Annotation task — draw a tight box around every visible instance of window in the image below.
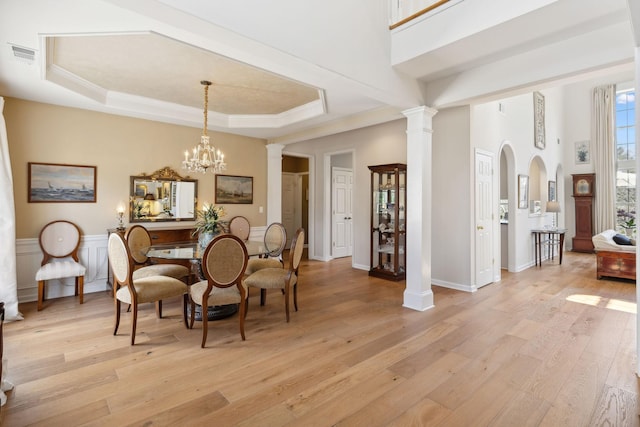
[616,89,636,232]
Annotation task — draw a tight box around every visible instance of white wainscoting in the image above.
[16,226,267,304]
[16,234,110,303]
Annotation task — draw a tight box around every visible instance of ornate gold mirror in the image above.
[130,167,197,223]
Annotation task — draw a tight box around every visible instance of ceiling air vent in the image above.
[10,44,35,63]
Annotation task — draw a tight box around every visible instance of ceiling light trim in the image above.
[228,97,326,129]
[46,64,108,104]
[43,37,108,103]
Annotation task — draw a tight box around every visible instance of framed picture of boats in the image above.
[28,162,97,203]
[215,175,253,204]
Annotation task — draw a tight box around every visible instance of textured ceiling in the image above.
[52,33,321,115]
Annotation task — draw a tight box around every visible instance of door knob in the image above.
[477,225,484,230]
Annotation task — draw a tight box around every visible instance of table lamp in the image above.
[546,201,561,229]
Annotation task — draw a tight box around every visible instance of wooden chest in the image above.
[596,250,636,281]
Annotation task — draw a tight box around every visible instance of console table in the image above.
[106,226,196,289]
[532,228,567,266]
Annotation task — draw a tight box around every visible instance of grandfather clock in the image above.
[572,173,595,252]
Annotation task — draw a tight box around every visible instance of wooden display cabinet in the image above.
[369,163,406,281]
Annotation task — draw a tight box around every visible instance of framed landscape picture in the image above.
[28,162,96,203]
[215,175,253,204]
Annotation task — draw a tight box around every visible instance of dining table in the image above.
[144,239,269,320]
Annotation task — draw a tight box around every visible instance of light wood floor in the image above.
[2,251,639,426]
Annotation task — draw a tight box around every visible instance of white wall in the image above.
[286,119,407,268]
[431,106,472,289]
[472,88,564,273]
[561,72,634,243]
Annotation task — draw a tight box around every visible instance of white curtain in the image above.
[0,97,21,321]
[592,85,617,234]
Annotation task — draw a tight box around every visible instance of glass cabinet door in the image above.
[369,163,406,281]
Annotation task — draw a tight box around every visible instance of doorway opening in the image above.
[282,155,309,250]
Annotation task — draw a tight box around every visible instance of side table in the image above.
[532,228,567,266]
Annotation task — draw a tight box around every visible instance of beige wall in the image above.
[5,98,268,238]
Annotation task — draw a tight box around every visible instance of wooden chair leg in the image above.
[182,294,188,329]
[284,285,290,323]
[189,299,196,329]
[130,304,138,346]
[239,298,246,341]
[260,289,267,306]
[156,301,163,318]
[37,280,45,311]
[114,299,121,336]
[293,283,298,312]
[201,298,208,348]
[78,276,84,304]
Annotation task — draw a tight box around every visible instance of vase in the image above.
[198,231,218,249]
[624,228,634,237]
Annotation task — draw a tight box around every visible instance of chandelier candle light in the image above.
[182,80,226,174]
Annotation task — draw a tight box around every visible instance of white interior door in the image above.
[332,167,353,258]
[282,173,296,249]
[475,150,494,287]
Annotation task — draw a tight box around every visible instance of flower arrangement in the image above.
[193,204,226,236]
[130,197,145,219]
[617,209,636,230]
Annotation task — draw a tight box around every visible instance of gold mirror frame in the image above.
[130,167,197,223]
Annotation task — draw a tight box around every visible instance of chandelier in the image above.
[182,80,226,174]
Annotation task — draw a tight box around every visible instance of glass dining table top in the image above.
[144,240,268,260]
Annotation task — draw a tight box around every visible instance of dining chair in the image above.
[189,234,249,348]
[125,225,191,282]
[244,222,287,275]
[244,228,305,322]
[108,232,188,345]
[228,216,250,241]
[35,220,86,311]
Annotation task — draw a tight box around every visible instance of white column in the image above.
[266,143,284,224]
[403,106,437,311]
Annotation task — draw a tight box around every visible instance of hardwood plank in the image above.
[587,385,639,427]
[0,251,637,426]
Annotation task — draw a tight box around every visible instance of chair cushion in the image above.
[189,280,246,306]
[115,276,187,304]
[35,260,86,281]
[132,264,189,280]
[244,258,283,275]
[244,268,297,290]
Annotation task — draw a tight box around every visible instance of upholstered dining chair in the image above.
[244,228,305,322]
[244,222,287,275]
[108,232,188,345]
[125,225,191,282]
[228,216,250,241]
[189,234,249,348]
[35,220,86,311]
